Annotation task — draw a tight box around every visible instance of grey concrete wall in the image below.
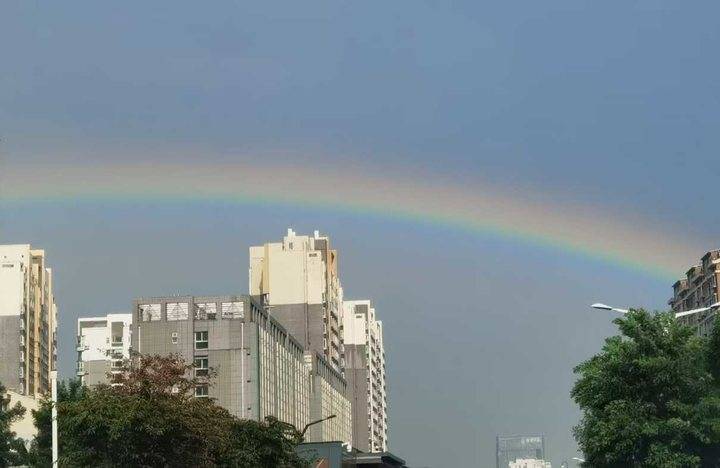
[0,316,21,393]
[131,296,261,420]
[267,303,325,357]
[84,360,110,386]
[345,343,370,452]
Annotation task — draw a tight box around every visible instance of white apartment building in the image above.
[343,300,388,453]
[76,313,133,385]
[0,245,57,396]
[249,229,345,372]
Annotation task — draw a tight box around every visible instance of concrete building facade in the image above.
[343,300,388,453]
[669,250,720,336]
[130,294,352,444]
[76,313,133,386]
[131,295,308,428]
[306,352,352,445]
[249,229,345,371]
[0,245,57,396]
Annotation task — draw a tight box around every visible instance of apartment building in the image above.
[130,294,352,444]
[0,245,57,396]
[131,295,308,429]
[668,250,720,336]
[76,313,133,386]
[249,229,345,372]
[343,300,388,452]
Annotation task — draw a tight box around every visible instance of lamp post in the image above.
[300,414,337,438]
[51,370,58,467]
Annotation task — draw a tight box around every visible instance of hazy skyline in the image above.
[3,1,720,465]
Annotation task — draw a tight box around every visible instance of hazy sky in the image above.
[2,2,720,466]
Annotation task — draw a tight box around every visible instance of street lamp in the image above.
[591,303,629,314]
[591,302,720,319]
[51,370,58,467]
[300,414,337,438]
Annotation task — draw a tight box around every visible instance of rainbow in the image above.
[0,160,703,281]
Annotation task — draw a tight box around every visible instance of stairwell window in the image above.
[194,357,209,377]
[194,331,208,350]
[195,385,209,398]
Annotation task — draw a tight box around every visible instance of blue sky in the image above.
[2,1,720,465]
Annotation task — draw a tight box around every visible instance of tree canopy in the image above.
[29,354,309,467]
[572,309,720,467]
[0,382,27,468]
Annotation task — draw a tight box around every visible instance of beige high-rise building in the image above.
[343,300,388,453]
[0,245,57,396]
[249,229,345,371]
[669,249,720,337]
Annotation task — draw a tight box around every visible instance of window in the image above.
[194,303,217,320]
[221,301,244,319]
[139,304,161,322]
[194,385,209,398]
[166,303,189,321]
[171,332,179,344]
[194,357,209,377]
[194,331,208,349]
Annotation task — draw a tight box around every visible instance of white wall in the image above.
[250,231,327,305]
[0,245,29,317]
[7,390,39,443]
[78,313,133,362]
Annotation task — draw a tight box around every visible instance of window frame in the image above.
[194,357,209,377]
[194,331,209,350]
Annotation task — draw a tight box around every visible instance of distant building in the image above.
[669,250,720,336]
[0,245,57,397]
[343,300,388,452]
[76,313,133,385]
[497,435,546,468]
[509,459,551,468]
[130,294,351,444]
[296,441,408,468]
[249,229,345,372]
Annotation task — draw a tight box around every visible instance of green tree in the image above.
[223,416,308,467]
[31,355,308,467]
[26,378,85,467]
[572,309,720,467]
[0,382,27,468]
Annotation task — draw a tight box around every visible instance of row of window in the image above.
[139,302,244,322]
